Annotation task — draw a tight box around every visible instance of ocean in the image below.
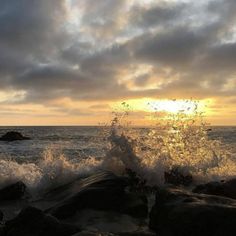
[0,126,236,193]
[0,125,236,233]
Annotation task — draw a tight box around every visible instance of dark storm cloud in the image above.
[0,0,69,92]
[78,0,128,39]
[199,43,236,73]
[129,1,187,29]
[12,63,129,102]
[0,0,236,108]
[132,27,207,69]
[0,0,67,53]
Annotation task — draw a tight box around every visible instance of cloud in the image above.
[0,0,236,122]
[129,1,187,29]
[0,0,68,53]
[0,0,70,91]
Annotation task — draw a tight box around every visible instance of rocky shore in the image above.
[0,171,236,235]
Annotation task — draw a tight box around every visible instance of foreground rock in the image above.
[164,167,193,186]
[2,206,79,236]
[193,178,236,199]
[0,131,30,141]
[0,182,29,201]
[150,187,236,236]
[45,172,148,219]
[73,230,155,236]
[0,210,3,222]
[117,232,155,236]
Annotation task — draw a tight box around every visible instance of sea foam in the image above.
[0,148,102,195]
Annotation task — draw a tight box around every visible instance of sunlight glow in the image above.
[113,98,210,115]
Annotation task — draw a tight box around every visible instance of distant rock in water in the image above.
[3,206,79,236]
[193,178,236,199]
[0,181,29,201]
[149,187,236,236]
[0,131,30,141]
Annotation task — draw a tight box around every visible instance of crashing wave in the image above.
[0,101,235,193]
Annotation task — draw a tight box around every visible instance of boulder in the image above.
[0,182,29,201]
[0,210,3,222]
[164,167,193,186]
[125,168,157,193]
[3,206,79,236]
[45,172,148,219]
[72,232,114,236]
[193,178,236,199]
[72,231,155,236]
[149,187,236,236]
[0,131,30,141]
[0,226,4,236]
[117,231,156,236]
[43,171,127,202]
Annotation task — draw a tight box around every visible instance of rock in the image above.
[46,172,148,219]
[149,187,236,236]
[72,232,115,236]
[123,193,148,218]
[0,131,30,141]
[0,182,29,201]
[193,178,236,199]
[125,168,157,193]
[164,167,193,186]
[43,171,128,201]
[117,231,156,236]
[3,206,79,236]
[72,231,155,236]
[0,226,4,236]
[0,210,3,222]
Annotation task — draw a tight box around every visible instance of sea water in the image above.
[0,125,235,193]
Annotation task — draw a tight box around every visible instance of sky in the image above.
[0,0,236,125]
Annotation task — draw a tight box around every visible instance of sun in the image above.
[145,100,199,114]
[112,98,209,115]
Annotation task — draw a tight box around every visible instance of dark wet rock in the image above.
[3,206,79,236]
[125,168,157,193]
[193,178,236,199]
[0,131,30,141]
[72,230,156,236]
[126,168,147,190]
[72,231,155,236]
[0,210,3,222]
[72,232,115,236]
[0,182,29,201]
[121,193,148,218]
[164,167,193,186]
[45,172,148,219]
[117,231,156,236]
[0,226,4,236]
[42,171,128,203]
[149,187,236,236]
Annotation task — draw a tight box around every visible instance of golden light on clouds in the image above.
[0,90,26,103]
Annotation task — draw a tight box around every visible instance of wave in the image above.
[102,103,236,185]
[0,148,103,195]
[0,104,236,193]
